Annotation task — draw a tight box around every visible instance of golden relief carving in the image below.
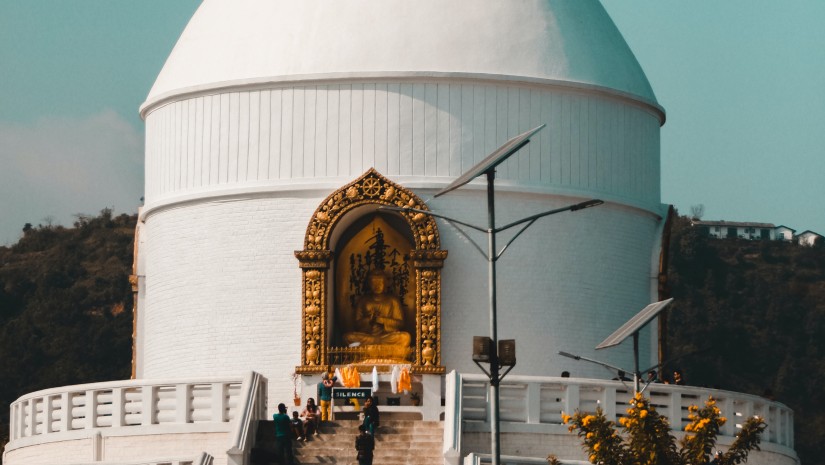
[295,169,446,374]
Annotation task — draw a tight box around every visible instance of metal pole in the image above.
[486,170,501,465]
[633,333,640,394]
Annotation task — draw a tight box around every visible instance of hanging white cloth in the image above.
[334,367,344,385]
[390,365,401,394]
[371,366,379,394]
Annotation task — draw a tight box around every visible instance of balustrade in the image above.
[444,372,795,463]
[9,377,243,443]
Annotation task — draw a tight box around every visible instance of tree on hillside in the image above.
[0,210,136,454]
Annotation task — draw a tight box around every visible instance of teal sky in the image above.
[1,1,823,245]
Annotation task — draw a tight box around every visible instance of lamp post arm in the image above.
[496,218,538,260]
[377,205,488,233]
[442,218,489,260]
[558,351,629,374]
[495,199,603,234]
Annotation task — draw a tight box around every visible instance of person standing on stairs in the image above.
[273,403,296,465]
[318,372,336,421]
[362,396,380,436]
[355,424,375,465]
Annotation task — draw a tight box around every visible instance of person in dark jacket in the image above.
[355,424,375,465]
[362,396,380,436]
[273,403,295,465]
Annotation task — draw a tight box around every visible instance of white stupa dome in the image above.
[143,0,660,115]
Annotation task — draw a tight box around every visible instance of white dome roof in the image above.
[143,0,658,112]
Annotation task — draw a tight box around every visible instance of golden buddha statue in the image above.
[344,270,411,354]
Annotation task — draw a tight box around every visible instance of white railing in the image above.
[464,453,588,465]
[7,375,247,447]
[70,452,214,465]
[444,372,795,463]
[227,372,268,465]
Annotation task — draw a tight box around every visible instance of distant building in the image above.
[692,220,789,241]
[797,230,824,247]
[692,220,819,245]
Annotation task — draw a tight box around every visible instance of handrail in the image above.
[443,370,462,465]
[448,373,795,457]
[66,452,214,465]
[227,372,268,465]
[7,376,244,449]
[464,453,588,465]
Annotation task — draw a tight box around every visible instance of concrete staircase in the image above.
[252,419,444,465]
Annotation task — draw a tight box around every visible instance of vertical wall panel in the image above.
[194,98,204,188]
[315,87,328,177]
[249,91,261,181]
[399,84,413,175]
[411,84,425,176]
[143,80,661,210]
[292,87,305,178]
[258,90,271,181]
[374,84,389,174]
[362,84,376,171]
[279,89,293,179]
[238,92,250,182]
[303,86,317,178]
[338,85,351,176]
[386,83,401,176]
[436,83,450,176]
[326,86,340,177]
[228,93,240,183]
[423,84,438,176]
[268,90,282,179]
[448,84,462,177]
[350,84,364,174]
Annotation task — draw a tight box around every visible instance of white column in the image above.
[111,388,125,428]
[142,386,156,425]
[86,390,98,429]
[601,387,616,420]
[44,395,54,434]
[26,399,36,437]
[421,374,441,421]
[563,384,580,417]
[667,392,682,430]
[177,383,192,423]
[212,383,227,422]
[60,393,71,432]
[717,397,734,436]
[526,382,541,424]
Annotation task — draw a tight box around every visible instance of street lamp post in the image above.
[381,125,602,465]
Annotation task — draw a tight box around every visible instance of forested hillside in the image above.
[0,211,823,464]
[666,214,825,464]
[0,210,136,453]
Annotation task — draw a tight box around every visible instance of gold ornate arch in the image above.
[295,168,447,374]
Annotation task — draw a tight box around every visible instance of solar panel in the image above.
[595,298,674,350]
[434,124,546,198]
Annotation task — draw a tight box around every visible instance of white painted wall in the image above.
[140,188,662,402]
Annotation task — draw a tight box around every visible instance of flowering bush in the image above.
[549,394,766,465]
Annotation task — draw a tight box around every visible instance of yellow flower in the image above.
[589,454,596,463]
[582,415,596,427]
[639,410,648,419]
[593,442,601,451]
[618,417,627,426]
[719,417,727,425]
[627,408,634,415]
[561,413,572,424]
[586,432,594,439]
[637,403,645,408]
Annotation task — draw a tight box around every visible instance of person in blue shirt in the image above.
[273,403,295,465]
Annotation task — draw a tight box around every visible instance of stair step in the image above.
[252,419,444,465]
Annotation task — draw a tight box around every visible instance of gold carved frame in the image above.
[295,169,447,374]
